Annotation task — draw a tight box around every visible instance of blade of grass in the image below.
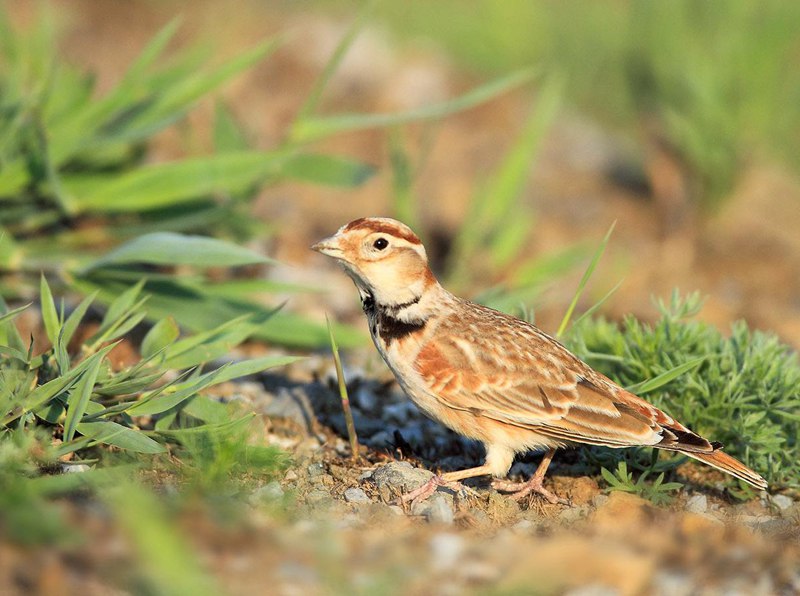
[0,303,30,326]
[39,274,60,344]
[294,0,380,122]
[68,150,288,213]
[82,232,272,271]
[282,153,376,187]
[63,354,103,441]
[556,221,616,338]
[141,317,180,360]
[626,356,707,395]
[291,69,537,143]
[572,279,625,329]
[327,315,359,459]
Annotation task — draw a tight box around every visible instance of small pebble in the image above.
[592,494,609,508]
[685,494,708,515]
[559,506,586,524]
[371,461,434,492]
[771,494,793,511]
[413,493,454,525]
[305,489,334,507]
[61,464,90,474]
[284,469,299,482]
[307,462,325,477]
[344,487,371,504]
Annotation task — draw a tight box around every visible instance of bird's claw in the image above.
[395,475,477,509]
[492,477,569,505]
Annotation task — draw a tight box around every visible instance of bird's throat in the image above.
[361,289,427,344]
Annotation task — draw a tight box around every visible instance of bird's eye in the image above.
[373,237,388,250]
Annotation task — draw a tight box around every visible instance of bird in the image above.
[312,217,768,504]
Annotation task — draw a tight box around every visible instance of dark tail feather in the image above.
[684,449,768,490]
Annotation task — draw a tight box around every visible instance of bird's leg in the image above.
[491,448,567,505]
[397,464,492,507]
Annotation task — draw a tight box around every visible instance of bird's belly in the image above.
[372,329,563,454]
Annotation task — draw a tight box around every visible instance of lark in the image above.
[313,217,767,503]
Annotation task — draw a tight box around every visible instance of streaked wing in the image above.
[415,301,713,451]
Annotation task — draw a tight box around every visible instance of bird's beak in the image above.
[311,234,344,258]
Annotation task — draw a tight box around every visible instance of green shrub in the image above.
[0,277,299,459]
[568,291,800,491]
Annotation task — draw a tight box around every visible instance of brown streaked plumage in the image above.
[312,217,768,503]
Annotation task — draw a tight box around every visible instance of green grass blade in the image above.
[0,302,30,327]
[213,100,250,152]
[572,279,625,329]
[96,279,145,334]
[125,37,281,134]
[83,232,271,271]
[40,274,60,345]
[2,345,114,426]
[68,150,287,213]
[626,356,707,395]
[181,395,229,424]
[126,367,229,416]
[141,317,180,360]
[283,153,376,187]
[482,76,562,242]
[294,0,379,122]
[123,17,181,84]
[556,221,616,338]
[292,69,537,143]
[0,296,29,356]
[77,420,166,453]
[58,290,98,351]
[388,127,418,230]
[327,315,359,458]
[63,353,103,442]
[202,354,304,386]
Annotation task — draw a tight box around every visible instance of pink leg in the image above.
[397,464,492,507]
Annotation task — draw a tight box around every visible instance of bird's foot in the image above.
[492,476,569,505]
[395,475,476,509]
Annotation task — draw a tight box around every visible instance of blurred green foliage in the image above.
[0,3,537,347]
[388,75,585,308]
[371,0,800,211]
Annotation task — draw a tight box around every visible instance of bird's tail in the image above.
[683,449,768,490]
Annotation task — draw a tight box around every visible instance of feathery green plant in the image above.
[601,460,683,506]
[568,291,800,492]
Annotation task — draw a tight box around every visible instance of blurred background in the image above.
[2,1,800,594]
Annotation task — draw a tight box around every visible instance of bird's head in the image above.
[312,217,437,306]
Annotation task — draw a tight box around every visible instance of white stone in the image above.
[343,487,370,504]
[771,494,793,511]
[685,494,708,514]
